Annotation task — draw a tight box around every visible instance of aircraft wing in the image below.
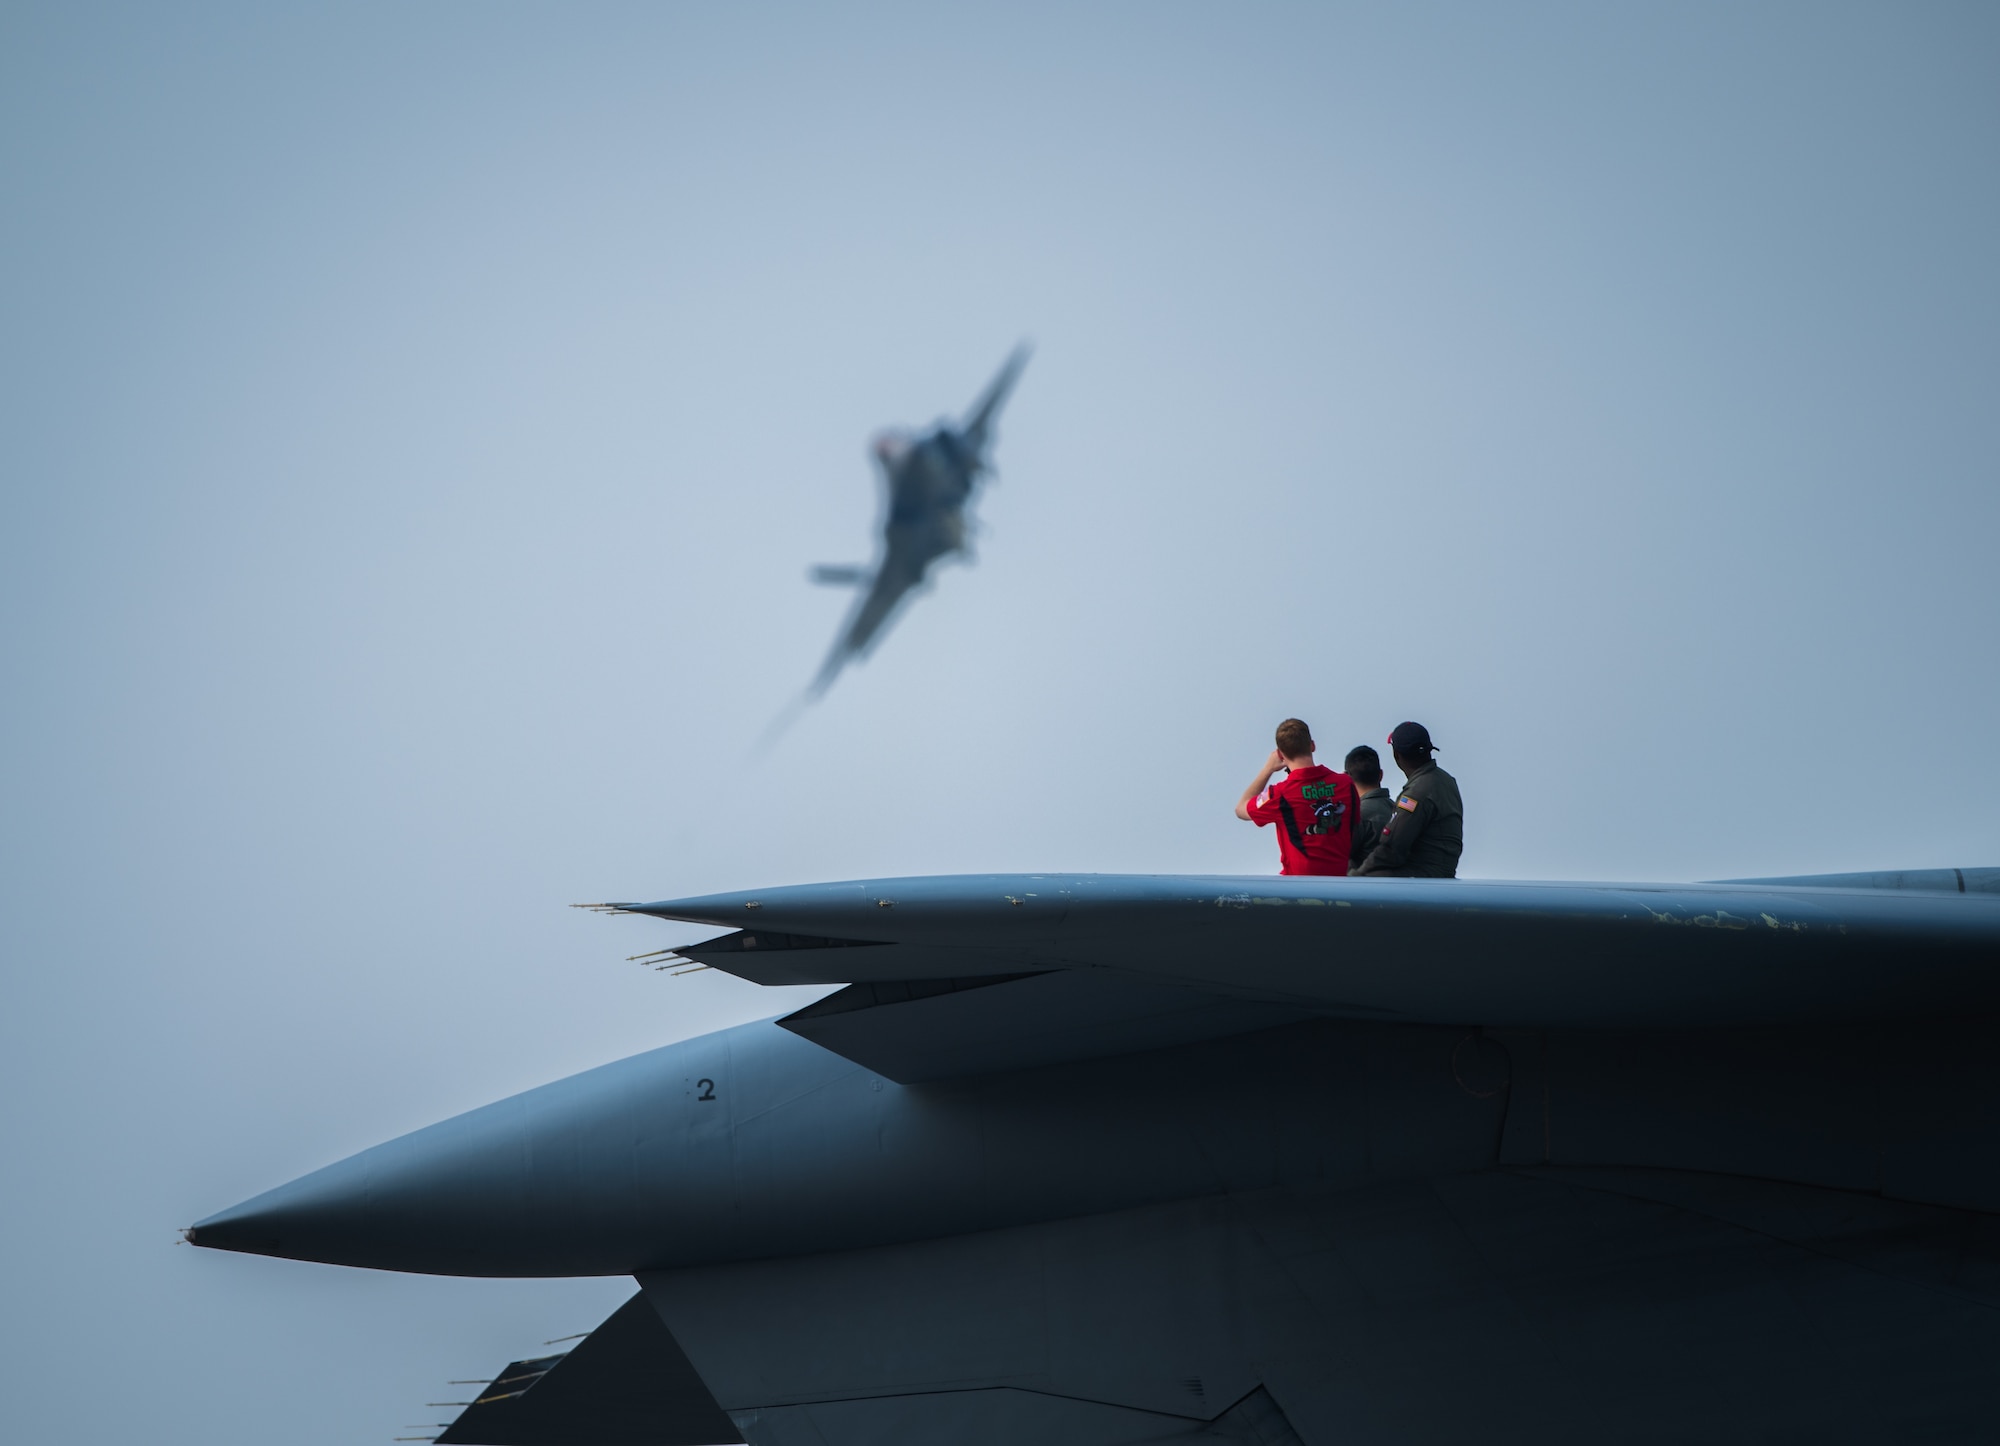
[225,865,2000,1443]
[621,866,2000,1445]
[957,344,1029,461]
[628,869,2000,1081]
[431,1292,735,1446]
[809,546,930,694]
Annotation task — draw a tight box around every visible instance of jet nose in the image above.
[186,1042,701,1276]
[186,1098,536,1272]
[186,1157,364,1258]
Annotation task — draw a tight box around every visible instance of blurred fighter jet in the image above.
[806,345,1029,697]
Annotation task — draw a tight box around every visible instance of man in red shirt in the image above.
[1234,718,1360,876]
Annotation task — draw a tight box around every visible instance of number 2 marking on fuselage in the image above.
[696,1078,716,1101]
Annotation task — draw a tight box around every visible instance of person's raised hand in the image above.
[1265,749,1287,774]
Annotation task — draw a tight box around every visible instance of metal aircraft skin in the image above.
[806,346,1028,697]
[190,866,2000,1446]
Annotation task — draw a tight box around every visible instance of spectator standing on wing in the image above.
[1343,745,1395,875]
[1235,718,1360,877]
[1353,721,1463,878]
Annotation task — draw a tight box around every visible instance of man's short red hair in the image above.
[1275,718,1314,759]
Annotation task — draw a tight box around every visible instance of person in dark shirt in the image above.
[1353,721,1464,878]
[1234,718,1359,876]
[1343,745,1396,875]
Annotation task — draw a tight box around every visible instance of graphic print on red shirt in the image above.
[1246,764,1357,876]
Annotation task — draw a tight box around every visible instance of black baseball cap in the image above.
[1388,721,1435,754]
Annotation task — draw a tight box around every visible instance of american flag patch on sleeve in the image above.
[1396,795,1418,812]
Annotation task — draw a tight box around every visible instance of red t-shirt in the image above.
[1246,765,1358,876]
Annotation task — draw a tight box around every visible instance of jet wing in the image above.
[430,1291,736,1446]
[957,344,1029,462]
[627,871,2000,1080]
[810,546,929,693]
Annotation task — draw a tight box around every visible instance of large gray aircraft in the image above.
[190,866,2000,1445]
[805,346,1028,697]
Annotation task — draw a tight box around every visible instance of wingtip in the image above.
[618,892,771,928]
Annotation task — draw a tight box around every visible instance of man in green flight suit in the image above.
[1342,745,1397,875]
[1353,721,1463,878]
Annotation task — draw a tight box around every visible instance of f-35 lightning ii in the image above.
[806,346,1029,696]
[190,866,2000,1445]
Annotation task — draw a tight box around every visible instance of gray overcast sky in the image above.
[3,4,1996,1442]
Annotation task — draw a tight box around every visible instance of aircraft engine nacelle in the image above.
[188,1014,1508,1277]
